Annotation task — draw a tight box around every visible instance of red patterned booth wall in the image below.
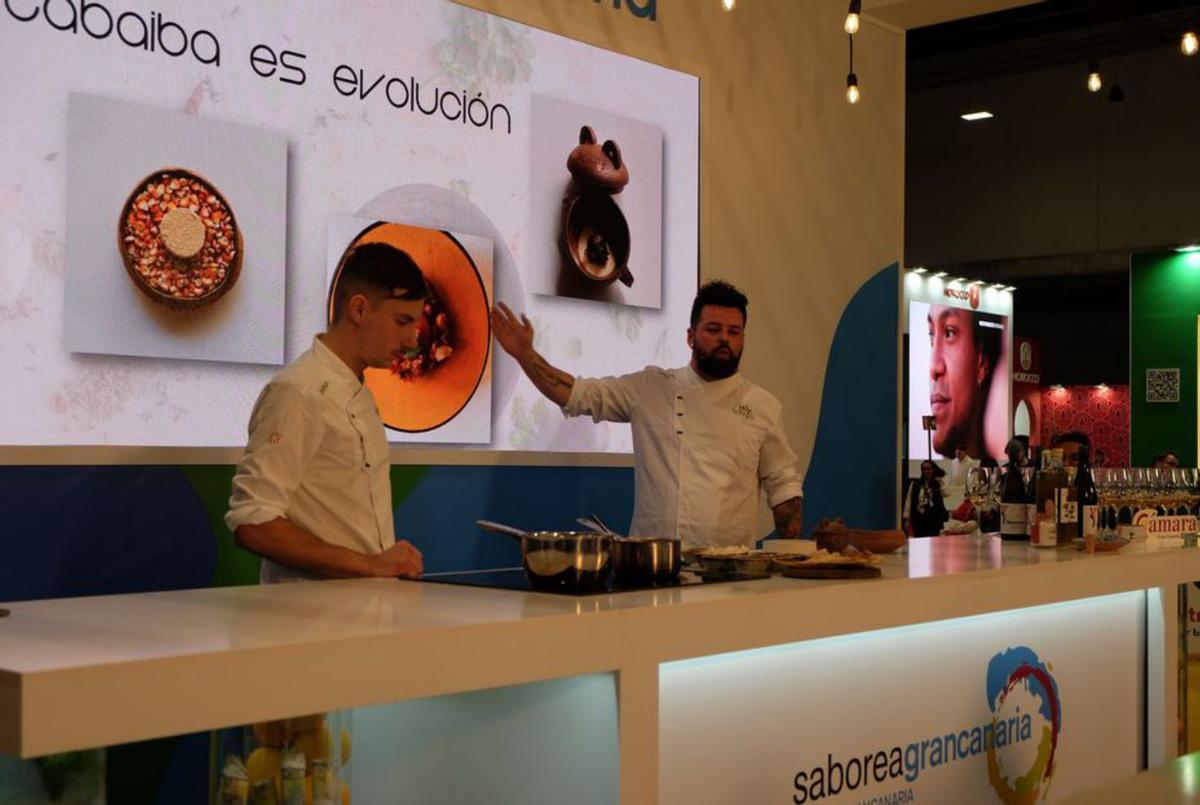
[1040,385,1130,467]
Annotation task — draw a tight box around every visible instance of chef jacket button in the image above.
[676,412,683,416]
[351,414,356,419]
[676,430,683,435]
[364,462,370,468]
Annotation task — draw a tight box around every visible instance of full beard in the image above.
[694,346,741,379]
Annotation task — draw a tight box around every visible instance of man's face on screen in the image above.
[928,305,988,455]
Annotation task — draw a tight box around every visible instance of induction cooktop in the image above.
[414,567,770,596]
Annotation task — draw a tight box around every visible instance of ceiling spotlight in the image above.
[1087,61,1102,93]
[845,0,861,35]
[1176,245,1200,253]
[1004,286,1017,292]
[991,283,1006,290]
[911,267,928,274]
[1096,383,1109,391]
[1183,30,1198,56]
[932,271,947,279]
[961,111,994,121]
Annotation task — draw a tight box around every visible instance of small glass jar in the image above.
[211,710,352,804]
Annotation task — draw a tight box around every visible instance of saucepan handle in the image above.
[475,520,527,541]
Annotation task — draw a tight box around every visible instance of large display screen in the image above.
[0,0,699,456]
[906,295,1011,466]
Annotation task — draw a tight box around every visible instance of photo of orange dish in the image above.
[328,221,491,433]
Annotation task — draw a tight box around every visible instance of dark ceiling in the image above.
[902,2,1195,384]
[909,0,1200,89]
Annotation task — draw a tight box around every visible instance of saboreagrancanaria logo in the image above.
[986,646,1062,803]
[791,645,1062,803]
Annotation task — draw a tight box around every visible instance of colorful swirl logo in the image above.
[985,646,1062,804]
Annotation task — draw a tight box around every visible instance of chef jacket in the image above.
[226,337,394,583]
[563,365,803,549]
[942,456,978,487]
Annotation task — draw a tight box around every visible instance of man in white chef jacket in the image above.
[492,280,803,549]
[942,444,978,487]
[226,242,425,583]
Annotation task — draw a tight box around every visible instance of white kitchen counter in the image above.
[3,535,1199,803]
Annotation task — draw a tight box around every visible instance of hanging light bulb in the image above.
[845,34,859,104]
[721,0,736,11]
[1086,61,1102,93]
[844,0,861,35]
[1183,30,1199,56]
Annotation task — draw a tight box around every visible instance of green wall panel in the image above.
[1130,251,1200,466]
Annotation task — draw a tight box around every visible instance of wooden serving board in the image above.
[782,565,882,580]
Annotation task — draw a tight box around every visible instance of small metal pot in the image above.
[476,520,612,593]
[611,537,682,586]
[576,516,681,586]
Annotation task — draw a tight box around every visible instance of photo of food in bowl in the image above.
[65,92,288,365]
[392,283,454,381]
[118,168,241,309]
[326,217,494,443]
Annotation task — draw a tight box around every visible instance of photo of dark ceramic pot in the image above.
[560,126,634,288]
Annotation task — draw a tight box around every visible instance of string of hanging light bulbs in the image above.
[835,4,1200,106]
[845,1,861,104]
[1085,20,1195,95]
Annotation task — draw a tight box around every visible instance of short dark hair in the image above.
[972,311,1004,382]
[690,280,748,328]
[1153,449,1179,464]
[331,242,427,323]
[1050,431,1091,449]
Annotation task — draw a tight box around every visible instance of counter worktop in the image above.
[3,536,1198,758]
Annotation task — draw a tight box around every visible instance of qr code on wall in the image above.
[1146,368,1180,403]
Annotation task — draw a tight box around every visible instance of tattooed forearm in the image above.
[522,350,575,407]
[771,496,802,538]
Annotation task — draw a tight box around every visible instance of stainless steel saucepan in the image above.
[476,520,613,593]
[577,514,681,587]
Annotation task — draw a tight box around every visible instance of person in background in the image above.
[226,242,426,583]
[491,280,804,550]
[943,444,978,486]
[1152,450,1180,469]
[1014,435,1032,465]
[1093,447,1108,468]
[1050,430,1090,468]
[903,460,949,538]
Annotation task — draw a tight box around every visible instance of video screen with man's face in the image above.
[907,301,1010,466]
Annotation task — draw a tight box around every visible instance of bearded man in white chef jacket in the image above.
[226,242,426,583]
[492,280,803,549]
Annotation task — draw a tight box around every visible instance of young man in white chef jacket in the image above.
[226,242,426,583]
[492,280,803,550]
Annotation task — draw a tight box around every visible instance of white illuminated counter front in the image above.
[2,536,1197,804]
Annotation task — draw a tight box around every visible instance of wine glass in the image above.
[966,466,990,535]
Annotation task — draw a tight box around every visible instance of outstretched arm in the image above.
[492,302,575,407]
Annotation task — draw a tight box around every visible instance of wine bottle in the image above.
[1024,446,1040,540]
[1075,445,1099,552]
[1000,441,1028,540]
[1033,449,1064,548]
